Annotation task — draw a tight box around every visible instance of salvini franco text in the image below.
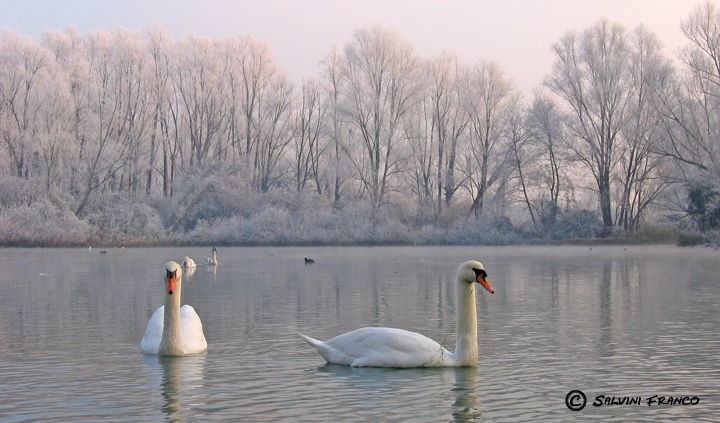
[593,395,700,407]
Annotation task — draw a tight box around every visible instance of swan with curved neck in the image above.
[141,261,207,356]
[205,247,218,265]
[299,260,494,367]
[183,256,196,268]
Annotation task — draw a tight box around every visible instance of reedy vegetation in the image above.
[2,3,720,246]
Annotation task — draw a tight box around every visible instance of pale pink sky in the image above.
[1,0,704,94]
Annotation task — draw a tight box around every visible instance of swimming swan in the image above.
[299,260,494,367]
[141,261,207,356]
[183,256,196,268]
[205,247,218,265]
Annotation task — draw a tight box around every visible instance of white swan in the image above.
[299,260,494,367]
[183,256,196,268]
[141,261,207,356]
[204,247,218,265]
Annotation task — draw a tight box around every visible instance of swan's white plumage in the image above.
[183,256,196,268]
[300,260,494,367]
[140,261,207,356]
[140,305,207,355]
[300,328,449,367]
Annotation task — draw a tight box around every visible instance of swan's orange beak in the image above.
[477,274,494,294]
[166,270,176,295]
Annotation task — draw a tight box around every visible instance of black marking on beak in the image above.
[472,268,487,279]
[473,267,494,293]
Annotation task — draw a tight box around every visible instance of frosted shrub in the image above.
[187,218,234,244]
[166,164,250,231]
[0,200,92,246]
[546,211,602,240]
[373,220,412,244]
[248,207,292,244]
[297,209,354,244]
[0,177,45,208]
[126,204,165,238]
[186,190,244,228]
[448,217,526,245]
[83,195,164,243]
[414,224,448,245]
[188,207,293,245]
[187,200,419,245]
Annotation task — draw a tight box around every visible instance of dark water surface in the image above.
[0,245,718,422]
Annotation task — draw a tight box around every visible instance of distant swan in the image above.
[300,260,494,367]
[141,261,207,356]
[205,247,218,265]
[183,256,196,268]
[304,258,315,264]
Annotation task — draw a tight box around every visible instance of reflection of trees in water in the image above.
[598,259,614,359]
[597,255,647,359]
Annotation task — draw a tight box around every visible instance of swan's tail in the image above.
[299,333,350,364]
[298,333,322,347]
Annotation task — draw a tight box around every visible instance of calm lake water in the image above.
[0,245,718,422]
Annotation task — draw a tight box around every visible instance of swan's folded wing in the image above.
[140,306,164,354]
[180,305,207,354]
[325,327,447,367]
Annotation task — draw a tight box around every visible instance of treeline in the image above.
[2,2,720,247]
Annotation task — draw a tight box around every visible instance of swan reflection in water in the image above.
[143,354,207,420]
[183,265,196,278]
[315,364,482,422]
[205,263,217,278]
[451,366,482,422]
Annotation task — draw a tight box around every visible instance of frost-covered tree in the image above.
[320,46,352,206]
[341,25,422,207]
[403,74,435,207]
[460,60,517,217]
[73,29,151,216]
[292,78,326,193]
[144,25,174,195]
[253,74,295,192]
[174,34,227,167]
[0,29,75,193]
[615,26,673,230]
[546,19,634,231]
[34,66,74,193]
[0,29,55,179]
[524,91,572,228]
[111,28,153,194]
[224,35,280,179]
[426,53,469,213]
[506,106,536,228]
[0,17,698,245]
[656,2,720,180]
[547,19,676,232]
[41,27,88,197]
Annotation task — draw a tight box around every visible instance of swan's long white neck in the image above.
[451,276,478,366]
[159,277,183,356]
